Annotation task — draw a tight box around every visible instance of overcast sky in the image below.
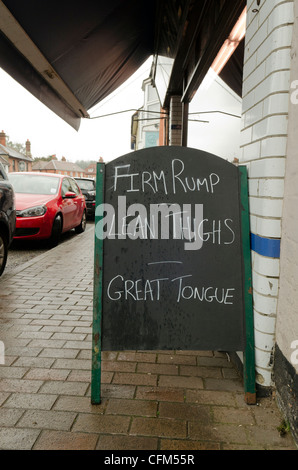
[0,58,152,163]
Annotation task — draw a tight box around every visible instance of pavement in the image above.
[0,225,296,451]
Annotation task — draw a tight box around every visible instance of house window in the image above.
[18,161,26,171]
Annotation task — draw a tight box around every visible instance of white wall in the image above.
[188,71,242,161]
[240,0,294,387]
[136,78,160,150]
[276,0,298,373]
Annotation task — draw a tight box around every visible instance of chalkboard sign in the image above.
[95,146,246,352]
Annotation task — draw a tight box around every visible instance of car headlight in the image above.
[16,205,47,217]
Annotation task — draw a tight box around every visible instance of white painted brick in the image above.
[267,2,294,32]
[265,48,292,76]
[240,126,253,147]
[260,136,288,157]
[253,290,278,315]
[254,310,276,334]
[248,178,284,198]
[263,93,290,116]
[255,365,273,386]
[254,328,275,351]
[254,344,274,368]
[243,70,290,108]
[248,178,259,196]
[256,216,282,238]
[241,0,292,388]
[247,0,255,10]
[252,270,279,296]
[249,158,286,178]
[257,25,293,65]
[255,348,273,370]
[252,252,280,277]
[269,70,291,94]
[243,52,257,80]
[254,349,273,370]
[244,102,263,127]
[249,196,283,217]
[252,115,288,141]
[255,71,290,104]
[247,20,268,60]
[245,11,260,44]
[258,0,277,25]
[242,91,256,114]
[250,214,258,233]
[251,80,269,105]
[258,178,284,198]
[243,62,266,97]
[242,140,261,160]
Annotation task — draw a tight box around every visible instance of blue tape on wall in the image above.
[250,233,280,258]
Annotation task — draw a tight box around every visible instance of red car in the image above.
[8,172,87,246]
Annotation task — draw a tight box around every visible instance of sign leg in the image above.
[91,162,105,404]
[239,166,257,405]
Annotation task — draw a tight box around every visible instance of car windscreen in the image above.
[9,174,60,195]
[76,180,95,191]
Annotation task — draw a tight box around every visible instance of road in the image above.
[4,221,94,276]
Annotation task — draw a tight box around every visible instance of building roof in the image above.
[32,160,48,170]
[0,143,33,162]
[84,163,97,175]
[0,155,8,166]
[33,159,85,172]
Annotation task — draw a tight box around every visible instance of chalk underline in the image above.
[147,261,183,265]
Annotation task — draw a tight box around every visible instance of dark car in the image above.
[0,163,16,276]
[74,177,96,218]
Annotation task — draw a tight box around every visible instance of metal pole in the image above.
[182,101,189,146]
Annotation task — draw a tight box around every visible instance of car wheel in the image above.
[0,230,8,277]
[49,215,62,247]
[75,210,87,234]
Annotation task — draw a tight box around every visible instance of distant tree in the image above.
[6,137,26,154]
[75,159,97,169]
[33,155,57,162]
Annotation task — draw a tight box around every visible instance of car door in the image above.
[61,177,78,231]
[68,178,84,226]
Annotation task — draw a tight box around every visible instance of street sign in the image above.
[92,146,256,404]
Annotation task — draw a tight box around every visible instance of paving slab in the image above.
[0,226,297,450]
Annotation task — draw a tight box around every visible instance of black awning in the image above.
[0,0,244,130]
[0,0,156,129]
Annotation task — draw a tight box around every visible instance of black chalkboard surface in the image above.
[98,146,246,351]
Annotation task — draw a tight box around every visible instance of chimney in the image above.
[26,139,32,157]
[0,130,6,147]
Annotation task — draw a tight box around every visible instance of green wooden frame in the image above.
[239,165,256,405]
[91,162,105,404]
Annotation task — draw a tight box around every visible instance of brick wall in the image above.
[240,0,294,389]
